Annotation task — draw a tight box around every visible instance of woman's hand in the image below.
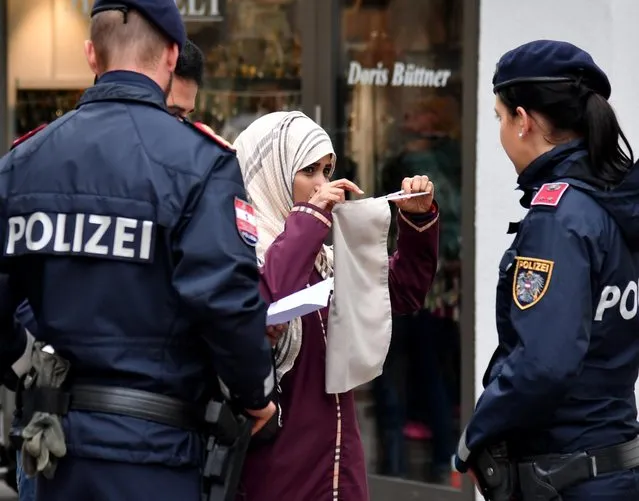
[266,323,288,347]
[308,178,364,211]
[393,175,435,214]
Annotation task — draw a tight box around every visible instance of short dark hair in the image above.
[497,81,634,187]
[175,39,204,87]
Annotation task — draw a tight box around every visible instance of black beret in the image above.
[492,40,611,100]
[91,0,186,52]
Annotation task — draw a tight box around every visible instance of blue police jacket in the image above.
[460,141,639,461]
[0,71,275,466]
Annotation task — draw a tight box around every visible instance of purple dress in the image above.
[238,202,439,501]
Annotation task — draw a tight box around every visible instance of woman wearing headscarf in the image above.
[233,111,440,501]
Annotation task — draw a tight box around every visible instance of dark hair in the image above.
[175,39,204,87]
[497,81,634,186]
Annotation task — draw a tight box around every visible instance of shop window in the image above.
[185,0,302,142]
[338,0,463,488]
[14,89,85,139]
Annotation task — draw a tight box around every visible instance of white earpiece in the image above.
[518,131,524,138]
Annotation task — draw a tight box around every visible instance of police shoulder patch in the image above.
[512,256,554,310]
[234,197,258,247]
[10,124,47,150]
[530,182,570,208]
[191,121,235,151]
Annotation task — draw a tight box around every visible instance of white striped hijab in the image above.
[233,111,336,381]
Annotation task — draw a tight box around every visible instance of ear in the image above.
[515,106,532,135]
[84,40,99,75]
[166,42,179,73]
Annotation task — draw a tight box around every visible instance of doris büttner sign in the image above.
[347,61,452,88]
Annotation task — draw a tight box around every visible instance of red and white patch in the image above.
[235,197,258,247]
[11,123,47,151]
[193,122,235,151]
[530,182,570,207]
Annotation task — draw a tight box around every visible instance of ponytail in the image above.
[582,92,633,185]
[498,81,634,187]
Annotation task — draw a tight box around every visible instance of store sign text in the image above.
[347,62,452,88]
[176,0,223,20]
[71,0,223,21]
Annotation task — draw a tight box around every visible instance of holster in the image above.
[517,460,563,501]
[201,401,280,501]
[516,436,639,501]
[472,442,520,501]
[201,351,282,501]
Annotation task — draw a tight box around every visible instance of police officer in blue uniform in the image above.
[455,40,639,500]
[0,1,276,500]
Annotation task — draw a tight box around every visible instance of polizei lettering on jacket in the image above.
[594,280,639,321]
[4,212,155,262]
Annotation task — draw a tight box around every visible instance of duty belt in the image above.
[473,437,639,501]
[518,436,639,495]
[19,384,203,431]
[14,383,257,501]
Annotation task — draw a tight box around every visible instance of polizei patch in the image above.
[234,197,258,247]
[513,257,554,310]
[4,212,156,262]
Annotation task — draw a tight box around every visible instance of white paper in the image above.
[266,278,334,326]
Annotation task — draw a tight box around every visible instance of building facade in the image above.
[2,1,638,500]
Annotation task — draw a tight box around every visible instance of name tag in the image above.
[5,212,155,262]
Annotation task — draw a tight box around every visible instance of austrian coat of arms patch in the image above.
[512,256,554,310]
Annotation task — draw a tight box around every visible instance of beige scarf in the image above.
[325,198,392,393]
[233,111,335,382]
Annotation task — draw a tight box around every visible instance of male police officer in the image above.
[0,1,276,500]
[9,37,212,501]
[168,38,204,119]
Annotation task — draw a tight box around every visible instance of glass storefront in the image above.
[14,89,84,137]
[336,0,464,493]
[186,0,302,142]
[11,1,304,143]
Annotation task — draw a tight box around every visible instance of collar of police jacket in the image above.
[77,75,169,116]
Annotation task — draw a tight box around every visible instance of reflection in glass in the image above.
[185,0,302,142]
[14,89,85,138]
[338,0,463,488]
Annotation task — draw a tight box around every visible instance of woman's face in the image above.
[495,95,531,174]
[292,154,333,204]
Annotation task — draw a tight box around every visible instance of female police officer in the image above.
[456,40,639,500]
